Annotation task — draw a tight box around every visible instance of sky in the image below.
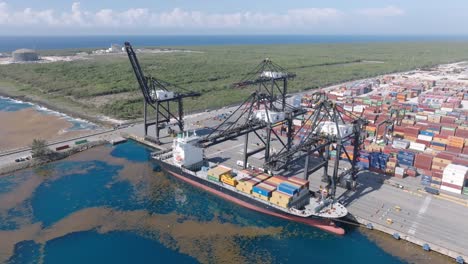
[0,0,466,35]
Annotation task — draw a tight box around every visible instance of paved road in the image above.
[0,129,122,167]
[309,171,468,258]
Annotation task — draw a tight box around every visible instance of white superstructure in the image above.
[172,132,204,168]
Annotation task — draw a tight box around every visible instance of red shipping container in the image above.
[421,169,433,177]
[416,139,431,147]
[441,181,463,190]
[394,126,405,133]
[406,168,417,177]
[452,157,468,166]
[455,129,468,137]
[446,146,462,154]
[404,127,420,136]
[436,152,457,160]
[441,116,456,124]
[414,153,433,170]
[440,130,455,137]
[432,173,443,180]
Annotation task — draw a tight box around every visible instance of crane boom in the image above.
[124,42,154,104]
[124,41,201,143]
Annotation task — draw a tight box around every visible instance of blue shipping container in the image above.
[252,186,271,197]
[279,182,300,191]
[278,184,297,195]
[431,142,446,147]
[420,130,435,137]
[431,180,442,185]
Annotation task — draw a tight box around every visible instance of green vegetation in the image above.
[31,139,50,160]
[2,42,468,120]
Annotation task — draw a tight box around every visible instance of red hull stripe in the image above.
[168,170,345,235]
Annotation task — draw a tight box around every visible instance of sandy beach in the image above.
[0,108,94,150]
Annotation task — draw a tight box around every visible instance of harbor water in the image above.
[0,140,407,263]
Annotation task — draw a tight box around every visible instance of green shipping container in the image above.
[207,175,219,182]
[463,187,468,196]
[75,139,88,145]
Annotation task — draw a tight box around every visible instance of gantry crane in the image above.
[124,42,201,143]
[265,92,367,198]
[233,58,296,111]
[198,59,302,169]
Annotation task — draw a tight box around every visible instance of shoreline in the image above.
[0,89,118,128]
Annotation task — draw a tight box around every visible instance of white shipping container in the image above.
[440,184,462,194]
[415,115,428,121]
[442,164,468,186]
[353,105,364,113]
[343,105,353,111]
[409,142,426,151]
[395,167,405,175]
[441,107,454,112]
[293,119,302,126]
[392,140,409,149]
[417,134,433,142]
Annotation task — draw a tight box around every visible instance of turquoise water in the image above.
[0,96,33,112]
[0,141,405,263]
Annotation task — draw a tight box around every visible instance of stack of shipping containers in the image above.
[298,76,468,196]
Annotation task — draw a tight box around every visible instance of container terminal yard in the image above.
[1,44,468,263]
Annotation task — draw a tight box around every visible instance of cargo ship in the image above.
[152,132,348,235]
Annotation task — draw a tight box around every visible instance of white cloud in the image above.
[356,6,405,17]
[0,2,343,29]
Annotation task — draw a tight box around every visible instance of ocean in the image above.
[1,35,468,52]
[0,140,405,264]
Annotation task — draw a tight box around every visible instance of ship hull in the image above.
[155,160,345,235]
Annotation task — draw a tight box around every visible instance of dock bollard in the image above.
[422,243,430,251]
[392,233,400,240]
[456,256,464,264]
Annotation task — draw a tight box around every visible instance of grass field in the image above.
[1,42,468,120]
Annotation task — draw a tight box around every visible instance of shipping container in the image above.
[75,139,88,145]
[55,145,70,151]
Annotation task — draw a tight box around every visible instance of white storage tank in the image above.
[12,49,39,62]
